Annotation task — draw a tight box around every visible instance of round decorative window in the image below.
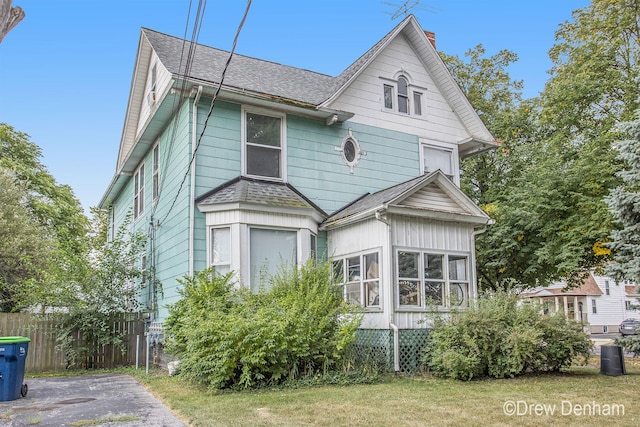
[343,138,357,163]
[336,129,365,173]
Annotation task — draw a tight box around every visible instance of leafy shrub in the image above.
[422,292,592,380]
[615,335,640,357]
[164,261,362,390]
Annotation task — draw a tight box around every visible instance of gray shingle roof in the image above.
[324,174,429,223]
[143,28,336,106]
[142,17,399,107]
[196,177,326,215]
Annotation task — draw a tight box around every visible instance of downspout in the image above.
[376,209,400,373]
[470,220,493,304]
[189,85,203,276]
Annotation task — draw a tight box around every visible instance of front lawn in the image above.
[130,357,640,427]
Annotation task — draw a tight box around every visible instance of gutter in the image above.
[189,85,203,276]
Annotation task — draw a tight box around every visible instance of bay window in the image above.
[210,227,231,275]
[250,228,297,292]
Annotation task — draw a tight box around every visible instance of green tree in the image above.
[449,1,640,289]
[0,168,52,311]
[53,211,148,368]
[0,123,89,310]
[606,106,640,283]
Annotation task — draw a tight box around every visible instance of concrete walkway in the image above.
[0,374,186,426]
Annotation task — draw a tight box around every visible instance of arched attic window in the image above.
[397,76,409,114]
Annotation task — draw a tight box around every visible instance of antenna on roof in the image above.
[383,1,439,20]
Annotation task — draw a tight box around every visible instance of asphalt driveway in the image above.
[0,374,186,426]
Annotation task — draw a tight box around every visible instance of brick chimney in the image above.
[424,30,436,50]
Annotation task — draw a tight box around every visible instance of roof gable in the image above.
[320,15,494,151]
[321,171,490,228]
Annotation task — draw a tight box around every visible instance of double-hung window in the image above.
[333,251,380,308]
[210,227,231,275]
[244,109,285,179]
[134,163,145,219]
[382,75,424,116]
[152,144,159,201]
[397,250,469,308]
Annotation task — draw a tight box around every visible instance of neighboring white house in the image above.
[522,271,640,334]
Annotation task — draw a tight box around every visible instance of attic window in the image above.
[382,75,425,116]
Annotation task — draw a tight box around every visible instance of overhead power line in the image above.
[159,0,252,225]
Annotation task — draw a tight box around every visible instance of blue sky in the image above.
[0,0,587,212]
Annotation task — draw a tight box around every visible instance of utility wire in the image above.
[152,0,205,216]
[160,0,252,225]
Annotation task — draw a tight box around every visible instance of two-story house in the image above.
[99,15,496,371]
[523,272,640,334]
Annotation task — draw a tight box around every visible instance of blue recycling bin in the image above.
[0,337,30,401]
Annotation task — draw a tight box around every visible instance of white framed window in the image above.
[140,253,148,288]
[152,143,160,202]
[242,107,286,180]
[397,250,469,308]
[397,76,409,114]
[605,280,610,295]
[147,64,157,105]
[210,227,231,275]
[249,227,297,292]
[133,163,145,219]
[421,140,458,182]
[332,251,380,308]
[381,75,425,117]
[592,299,597,314]
[413,92,423,116]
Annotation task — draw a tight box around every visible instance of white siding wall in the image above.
[137,52,172,139]
[589,275,636,331]
[330,35,469,144]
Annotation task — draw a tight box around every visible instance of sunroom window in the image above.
[244,110,284,179]
[333,251,380,308]
[397,250,469,308]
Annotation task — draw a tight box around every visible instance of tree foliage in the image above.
[447,1,640,290]
[0,123,89,311]
[606,106,640,283]
[53,211,148,368]
[0,168,52,311]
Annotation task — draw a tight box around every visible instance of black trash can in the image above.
[0,336,30,401]
[600,345,626,376]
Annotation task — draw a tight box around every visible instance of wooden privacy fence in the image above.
[0,313,147,372]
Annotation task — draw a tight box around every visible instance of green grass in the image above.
[126,357,640,427]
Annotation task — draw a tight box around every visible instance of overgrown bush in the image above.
[164,261,362,390]
[615,335,640,357]
[422,292,593,380]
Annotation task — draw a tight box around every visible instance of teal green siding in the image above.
[110,97,427,322]
[287,116,420,214]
